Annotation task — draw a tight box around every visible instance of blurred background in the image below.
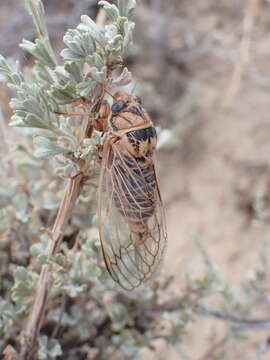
[1,0,270,359]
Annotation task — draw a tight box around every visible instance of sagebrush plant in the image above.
[0,0,270,359]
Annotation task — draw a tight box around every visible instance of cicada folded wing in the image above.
[98,136,167,290]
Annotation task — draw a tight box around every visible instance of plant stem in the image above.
[20,174,83,360]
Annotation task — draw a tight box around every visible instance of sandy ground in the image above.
[157,2,270,357]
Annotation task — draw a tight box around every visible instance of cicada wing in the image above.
[98,138,167,290]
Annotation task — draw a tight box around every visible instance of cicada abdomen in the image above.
[113,127,157,222]
[98,92,167,290]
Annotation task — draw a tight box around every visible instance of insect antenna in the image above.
[54,111,91,117]
[104,89,117,101]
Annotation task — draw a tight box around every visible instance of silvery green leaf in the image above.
[60,48,78,62]
[20,39,56,69]
[54,63,78,87]
[80,145,93,160]
[12,193,29,223]
[11,97,42,119]
[105,24,119,40]
[86,53,105,70]
[64,62,83,83]
[53,66,71,84]
[90,66,107,83]
[83,262,102,281]
[11,73,23,86]
[63,283,87,298]
[11,266,37,302]
[126,0,136,19]
[123,21,135,48]
[64,33,85,56]
[49,84,77,105]
[106,33,123,52]
[9,115,26,128]
[30,235,49,256]
[33,136,70,158]
[51,66,81,99]
[24,0,57,65]
[24,0,47,39]
[9,84,56,130]
[10,113,53,130]
[117,16,128,35]
[62,39,86,61]
[62,30,96,62]
[45,95,59,113]
[81,132,100,159]
[99,1,119,22]
[33,62,54,85]
[0,57,25,88]
[78,15,106,46]
[54,158,80,178]
[38,336,62,360]
[57,117,73,136]
[117,0,136,18]
[38,253,65,267]
[76,80,96,97]
[0,55,13,83]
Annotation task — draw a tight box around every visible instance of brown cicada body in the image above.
[96,92,167,290]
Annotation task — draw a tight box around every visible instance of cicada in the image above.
[95,91,167,290]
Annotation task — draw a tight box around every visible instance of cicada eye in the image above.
[111,100,126,114]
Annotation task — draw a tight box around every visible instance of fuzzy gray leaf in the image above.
[33,136,70,158]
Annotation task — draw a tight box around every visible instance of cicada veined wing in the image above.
[98,131,167,290]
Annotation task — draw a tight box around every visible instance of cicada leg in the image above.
[92,100,111,132]
[94,144,104,164]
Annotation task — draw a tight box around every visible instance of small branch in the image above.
[143,293,270,331]
[196,307,270,329]
[20,174,83,360]
[223,0,259,108]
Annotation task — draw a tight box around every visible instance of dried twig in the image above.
[144,294,270,331]
[196,307,270,330]
[223,0,259,108]
[20,175,83,359]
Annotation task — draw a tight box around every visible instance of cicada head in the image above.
[109,92,151,132]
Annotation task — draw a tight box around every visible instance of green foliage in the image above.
[38,336,62,359]
[0,0,135,169]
